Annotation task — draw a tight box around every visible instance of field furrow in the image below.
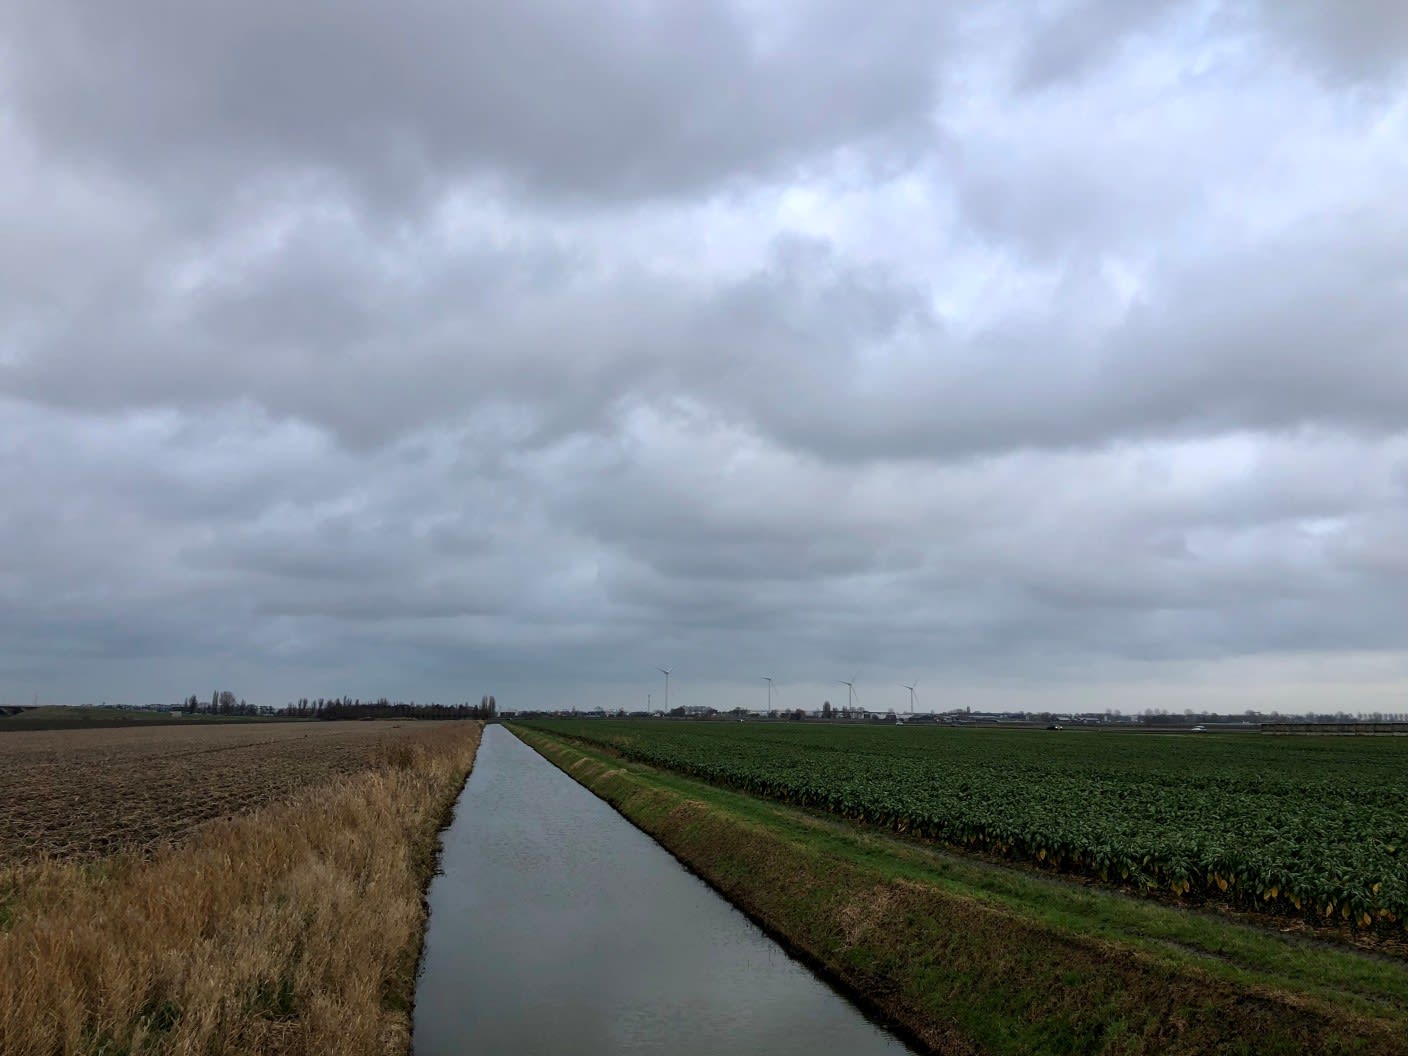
[0,721,455,864]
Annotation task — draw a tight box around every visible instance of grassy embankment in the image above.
[514,724,1408,1056]
[0,721,481,1056]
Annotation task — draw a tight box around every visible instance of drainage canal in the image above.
[414,724,910,1055]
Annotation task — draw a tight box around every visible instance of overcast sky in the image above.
[2,1,1406,714]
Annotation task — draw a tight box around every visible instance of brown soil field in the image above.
[0,721,449,864]
[0,721,482,1056]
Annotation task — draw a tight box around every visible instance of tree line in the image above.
[179,692,498,720]
[292,695,498,720]
[180,690,257,715]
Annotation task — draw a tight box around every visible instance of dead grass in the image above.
[0,721,481,1056]
[0,721,451,864]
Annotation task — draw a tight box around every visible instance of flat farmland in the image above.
[524,719,1408,933]
[0,720,444,864]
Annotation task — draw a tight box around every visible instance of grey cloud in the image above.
[692,219,1408,461]
[1257,0,1408,84]
[1,0,948,207]
[11,166,1401,464]
[1011,0,1185,90]
[1,1,1406,711]
[1003,1,1408,93]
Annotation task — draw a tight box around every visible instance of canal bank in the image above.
[413,724,909,1055]
[513,723,1408,1056]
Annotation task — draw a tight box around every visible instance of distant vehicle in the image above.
[1046,724,1063,730]
[1191,725,1207,732]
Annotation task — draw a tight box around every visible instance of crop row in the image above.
[524,720,1408,931]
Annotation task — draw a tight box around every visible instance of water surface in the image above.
[414,724,910,1055]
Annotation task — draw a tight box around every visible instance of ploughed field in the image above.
[0,720,443,864]
[523,720,1408,932]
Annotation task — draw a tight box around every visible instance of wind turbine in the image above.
[658,668,671,711]
[901,681,918,715]
[762,676,773,714]
[839,675,859,711]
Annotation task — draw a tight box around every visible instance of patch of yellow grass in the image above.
[0,722,481,1056]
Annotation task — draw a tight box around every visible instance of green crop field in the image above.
[519,719,1408,931]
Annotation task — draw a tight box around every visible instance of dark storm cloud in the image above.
[1,1,1406,712]
[0,0,946,206]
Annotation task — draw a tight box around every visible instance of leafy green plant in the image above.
[522,719,1408,930]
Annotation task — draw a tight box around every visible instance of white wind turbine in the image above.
[901,680,918,715]
[838,675,859,711]
[658,668,671,711]
[762,676,774,714]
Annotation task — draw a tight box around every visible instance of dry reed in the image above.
[0,721,452,865]
[0,721,482,1056]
